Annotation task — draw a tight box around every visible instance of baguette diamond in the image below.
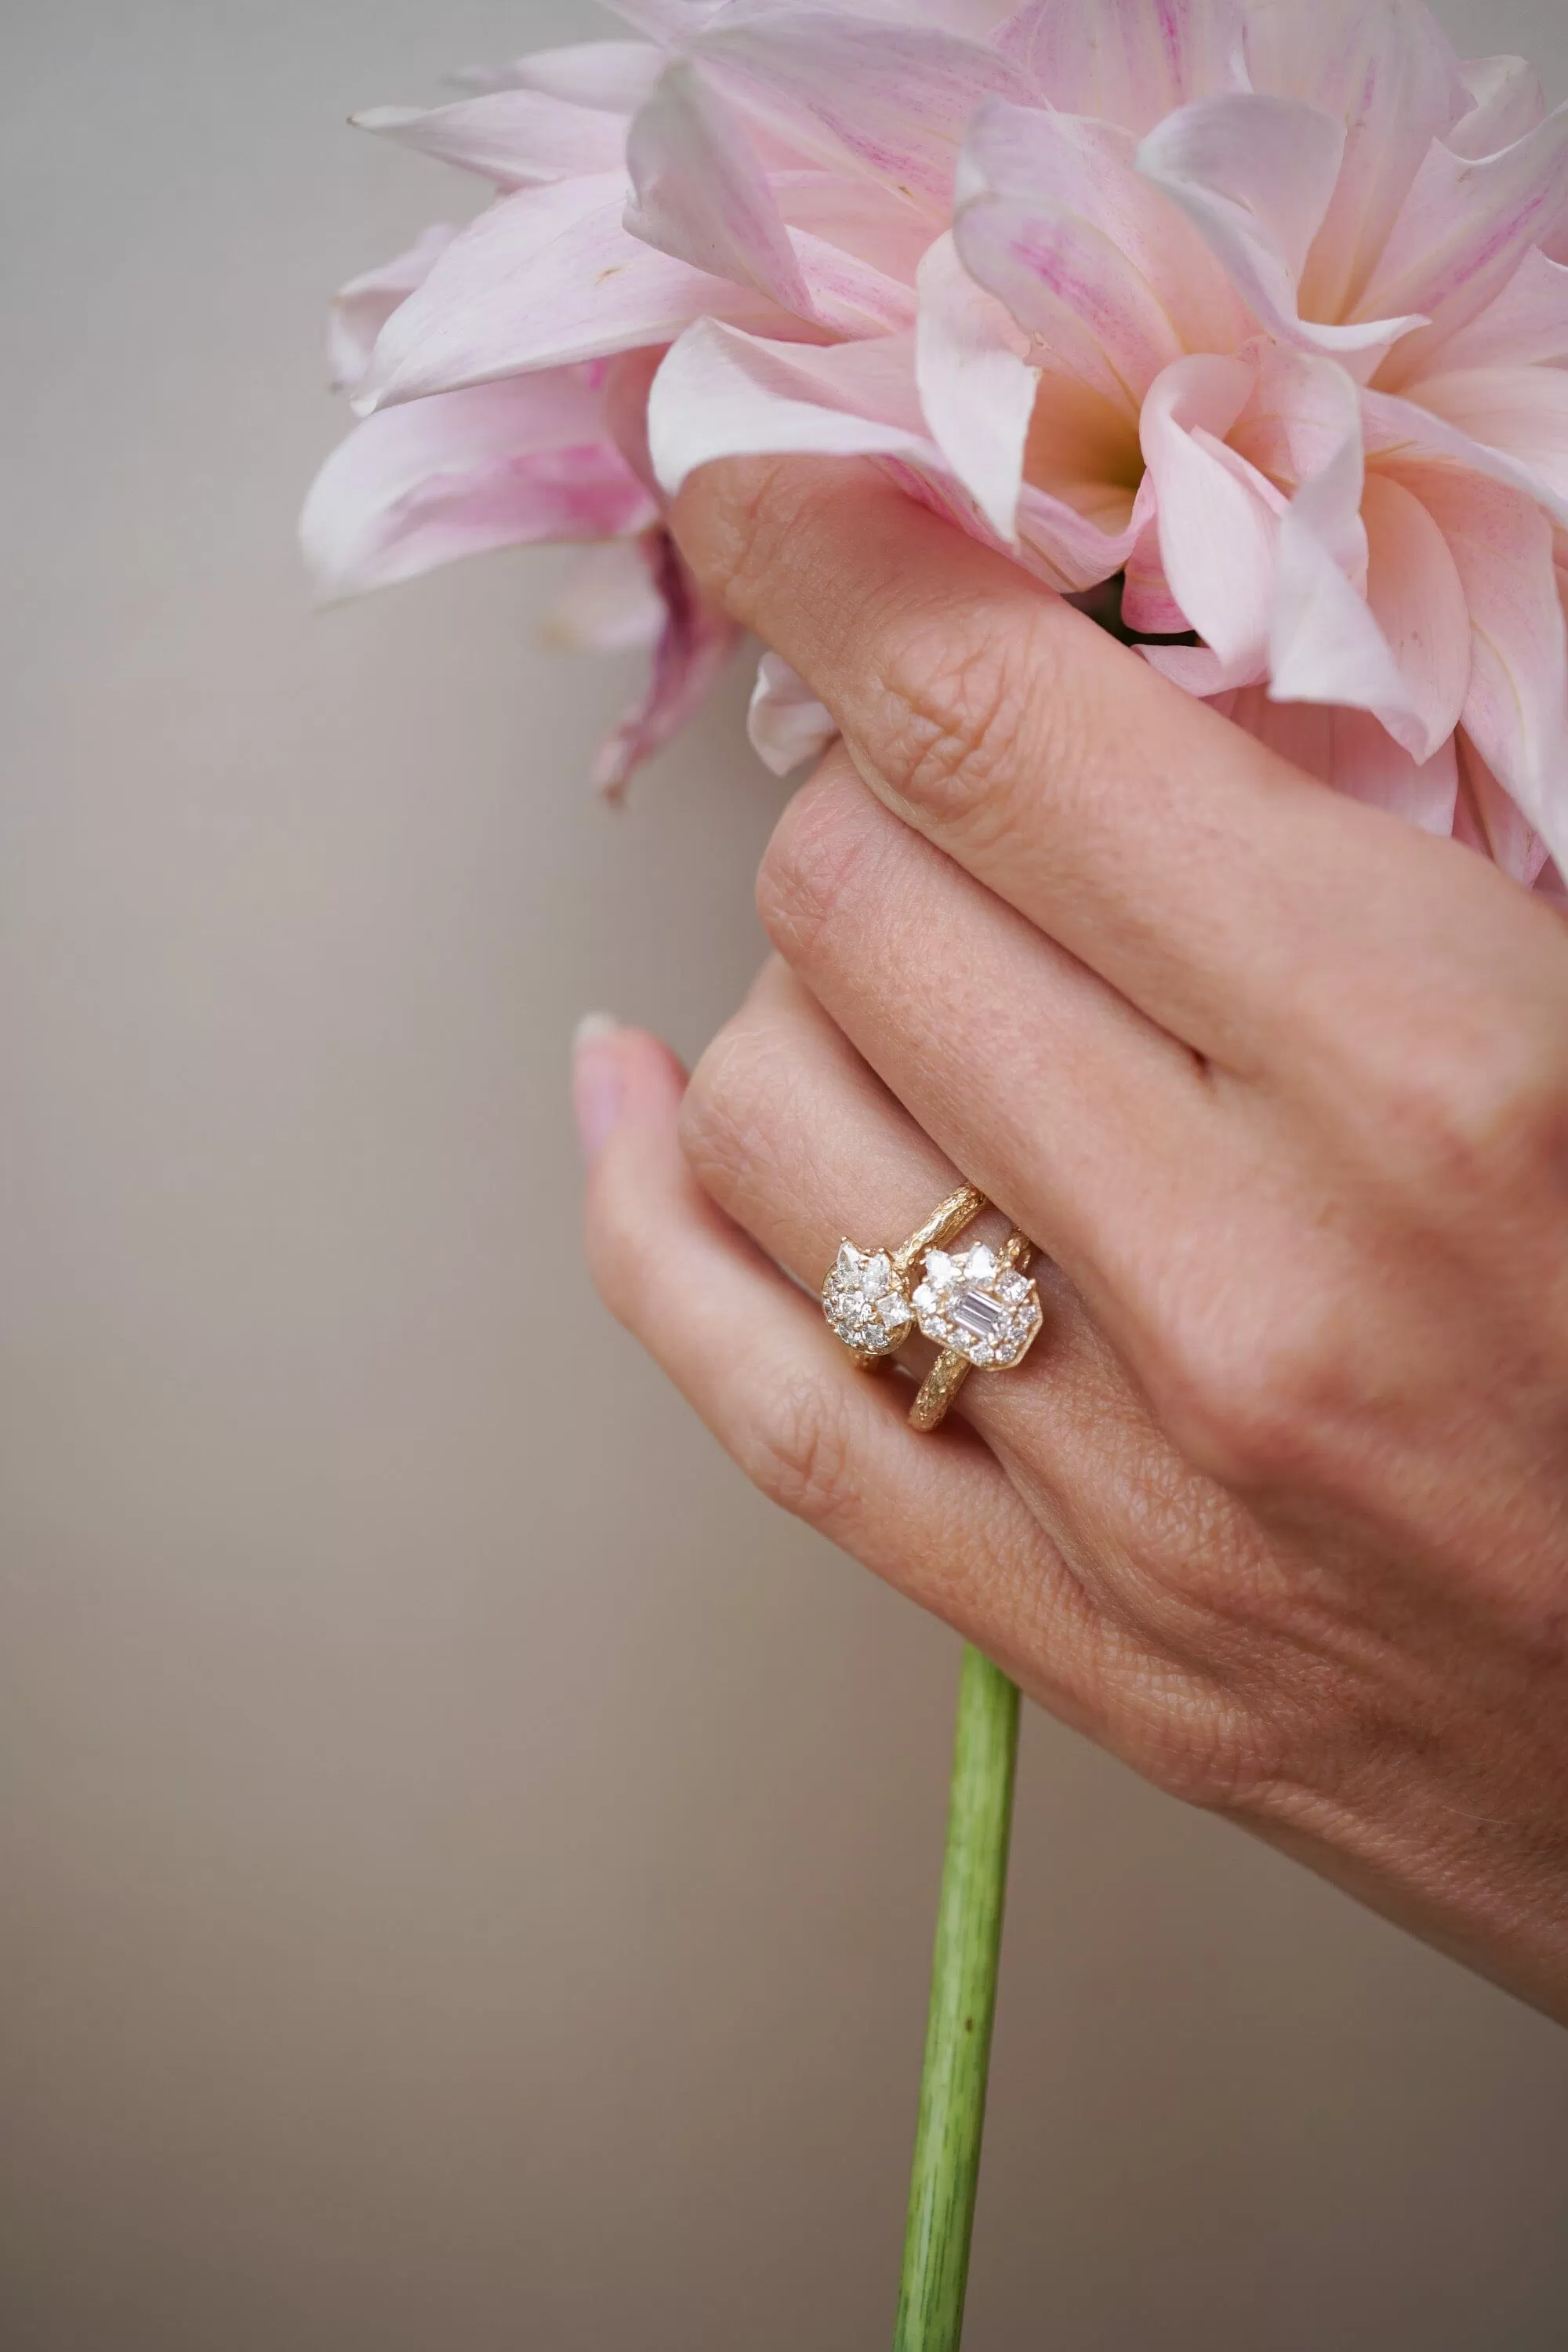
[912,1243,1041,1369]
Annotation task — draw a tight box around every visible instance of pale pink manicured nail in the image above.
[572,1013,624,1163]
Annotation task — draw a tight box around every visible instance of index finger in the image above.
[670,455,1512,1073]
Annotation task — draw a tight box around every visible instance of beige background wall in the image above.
[4,3,1567,2345]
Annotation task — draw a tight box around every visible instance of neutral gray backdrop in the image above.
[3,3,1566,2347]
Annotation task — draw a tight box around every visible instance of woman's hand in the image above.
[575,456,1568,2018]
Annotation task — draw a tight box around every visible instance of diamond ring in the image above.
[822,1183,1044,1431]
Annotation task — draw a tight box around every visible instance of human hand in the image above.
[575,457,1568,2018]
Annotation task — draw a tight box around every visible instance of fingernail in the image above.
[572,1013,624,1163]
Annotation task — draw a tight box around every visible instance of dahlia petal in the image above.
[592,532,743,798]
[300,378,655,602]
[691,13,1034,210]
[1120,506,1189,633]
[355,177,789,412]
[1243,0,1464,321]
[1432,246,1568,372]
[1400,365,1568,513]
[543,539,667,652]
[1013,474,1142,594]
[448,41,666,113]
[1447,56,1548,160]
[648,318,936,496]
[1222,689,1460,835]
[996,0,1248,137]
[956,103,1248,401]
[1359,471,1472,754]
[353,93,629,187]
[1455,736,1555,884]
[1361,103,1568,382]
[1359,383,1568,529]
[915,233,1037,541]
[626,61,811,313]
[1398,467,1568,868]
[1140,354,1281,687]
[747,650,838,775]
[1137,95,1424,364]
[328,224,458,395]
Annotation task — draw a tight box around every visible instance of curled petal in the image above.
[1362,103,1568,383]
[1140,353,1283,688]
[1399,467,1568,869]
[593,532,743,797]
[1244,0,1464,319]
[1360,380,1568,528]
[915,231,1037,540]
[748,651,838,775]
[352,93,629,187]
[328,224,458,394]
[448,40,666,112]
[1137,94,1424,365]
[301,376,656,601]
[355,177,789,412]
[648,318,935,495]
[996,0,1248,136]
[1447,56,1548,161]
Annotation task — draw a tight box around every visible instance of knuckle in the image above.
[740,1373,862,1530]
[679,1021,794,1207]
[868,607,1078,843]
[1344,1006,1568,1196]
[756,772,887,960]
[1148,1293,1354,1494]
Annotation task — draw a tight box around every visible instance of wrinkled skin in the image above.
[575,455,1568,2019]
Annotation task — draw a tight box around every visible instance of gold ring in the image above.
[822,1186,1044,1432]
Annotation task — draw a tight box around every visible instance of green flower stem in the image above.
[894,1645,1021,2352]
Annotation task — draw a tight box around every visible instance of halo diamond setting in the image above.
[822,1241,916,1356]
[912,1244,1042,1370]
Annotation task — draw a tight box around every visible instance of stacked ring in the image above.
[822,1184,1044,1430]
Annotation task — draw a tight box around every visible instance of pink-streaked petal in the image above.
[1359,381,1568,528]
[1399,365,1568,512]
[355,177,792,413]
[1455,735,1556,884]
[1137,95,1425,365]
[543,539,667,652]
[996,0,1247,136]
[1397,466,1568,869]
[1244,0,1464,321]
[300,379,656,602]
[773,172,934,286]
[1360,104,1568,383]
[626,60,811,312]
[1222,688,1461,834]
[449,41,666,112]
[593,532,742,798]
[956,103,1249,397]
[1430,246,1568,372]
[352,93,630,187]
[328,225,459,395]
[916,232,1037,540]
[1140,353,1281,686]
[747,651,839,775]
[1447,56,1548,159]
[691,14,1034,212]
[1228,345,1373,539]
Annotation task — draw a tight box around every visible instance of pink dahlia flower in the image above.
[303,0,1568,884]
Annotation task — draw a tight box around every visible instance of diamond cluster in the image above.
[912,1245,1042,1369]
[822,1241,915,1356]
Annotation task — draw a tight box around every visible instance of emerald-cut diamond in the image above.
[912,1243,1042,1370]
[822,1240,914,1356]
